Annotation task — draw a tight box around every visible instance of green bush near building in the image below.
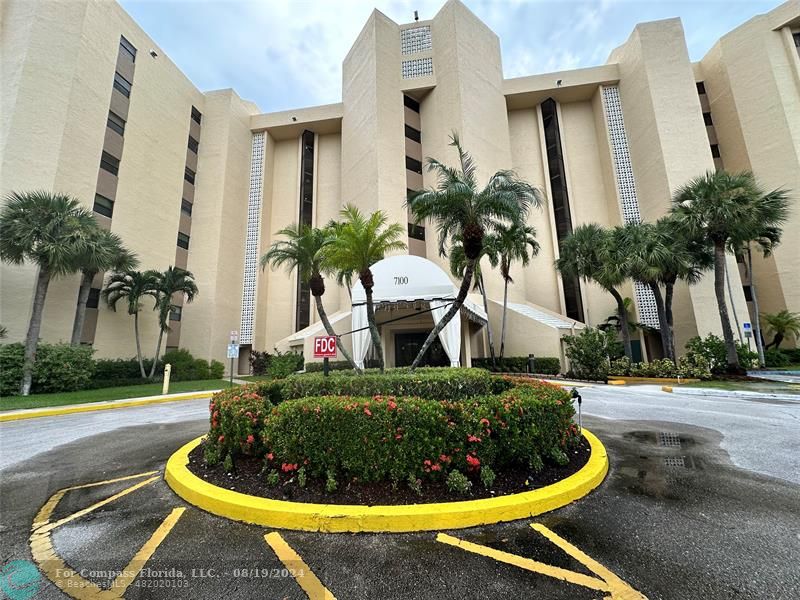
[471,356,561,375]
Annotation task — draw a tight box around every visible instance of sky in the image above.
[118,0,780,113]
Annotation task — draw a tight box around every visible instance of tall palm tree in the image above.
[556,224,633,359]
[325,204,406,372]
[71,228,138,346]
[0,191,98,395]
[261,223,361,373]
[148,266,198,378]
[406,133,543,370]
[762,310,800,350]
[102,270,160,378]
[490,222,539,360]
[449,235,498,367]
[672,171,790,373]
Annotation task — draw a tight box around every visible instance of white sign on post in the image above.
[227,344,239,359]
[743,322,752,338]
[230,330,239,343]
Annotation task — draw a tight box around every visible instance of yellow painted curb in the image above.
[607,380,626,385]
[662,386,673,393]
[165,429,609,533]
[0,391,217,423]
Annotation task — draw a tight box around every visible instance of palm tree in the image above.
[490,222,539,360]
[449,234,499,366]
[261,223,361,373]
[325,204,406,372]
[556,224,633,359]
[406,133,543,370]
[71,228,138,346]
[148,266,198,378]
[0,191,98,395]
[672,171,790,373]
[102,270,160,378]
[762,310,800,350]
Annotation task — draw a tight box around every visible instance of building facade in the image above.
[2,0,798,372]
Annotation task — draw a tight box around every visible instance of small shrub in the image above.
[0,343,96,396]
[563,327,617,381]
[265,470,279,487]
[446,470,472,495]
[610,356,632,376]
[297,466,307,488]
[209,359,225,379]
[249,350,271,376]
[480,466,496,489]
[203,442,221,466]
[267,351,304,379]
[407,474,422,495]
[472,356,561,375]
[222,453,234,473]
[685,334,758,374]
[205,386,273,462]
[325,470,338,493]
[781,348,800,363]
[764,349,790,368]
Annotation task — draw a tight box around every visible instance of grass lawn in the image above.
[686,380,800,395]
[0,379,233,412]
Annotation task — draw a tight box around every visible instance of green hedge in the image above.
[472,356,561,375]
[609,356,711,379]
[1,343,95,396]
[248,350,303,378]
[204,378,577,488]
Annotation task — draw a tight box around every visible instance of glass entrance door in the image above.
[394,332,450,367]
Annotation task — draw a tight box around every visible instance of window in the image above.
[296,130,315,332]
[113,72,132,97]
[169,305,182,321]
[87,288,101,309]
[403,95,420,113]
[177,232,190,250]
[408,223,425,241]
[184,167,195,185]
[710,144,721,158]
[188,135,199,154]
[696,81,706,95]
[406,156,422,174]
[181,199,193,216]
[793,32,799,47]
[743,285,753,302]
[93,193,114,218]
[107,111,125,136]
[191,106,202,125]
[100,151,119,175]
[405,124,421,143]
[119,36,137,62]
[703,112,713,126]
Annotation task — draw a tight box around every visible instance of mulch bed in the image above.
[187,437,590,505]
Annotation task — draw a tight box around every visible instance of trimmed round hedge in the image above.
[203,369,578,491]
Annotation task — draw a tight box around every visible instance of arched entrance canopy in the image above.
[351,255,487,368]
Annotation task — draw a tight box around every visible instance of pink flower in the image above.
[364,407,372,417]
[218,435,225,443]
[467,435,482,443]
[466,455,481,470]
[395,434,403,440]
[246,434,255,444]
[387,400,397,410]
[266,452,274,461]
[480,418,490,427]
[431,464,442,472]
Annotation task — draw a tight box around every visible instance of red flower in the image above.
[466,455,481,470]
[480,418,490,427]
[439,454,451,463]
[431,464,442,472]
[364,407,372,417]
[387,400,397,410]
[246,434,255,444]
[395,434,403,440]
[467,435,482,443]
[281,463,298,473]
[266,452,274,461]
[218,435,225,443]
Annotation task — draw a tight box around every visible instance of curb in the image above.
[608,376,700,385]
[165,429,609,533]
[0,390,218,423]
[663,386,799,401]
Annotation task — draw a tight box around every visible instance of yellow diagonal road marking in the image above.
[110,507,186,596]
[531,524,647,600]
[436,533,610,592]
[264,532,337,600]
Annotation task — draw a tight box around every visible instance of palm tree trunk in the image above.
[148,327,165,379]
[648,282,673,362]
[726,264,743,343]
[607,286,632,360]
[477,275,496,367]
[747,245,766,368]
[713,240,741,372]
[20,267,51,396]
[133,312,147,378]
[71,270,96,346]
[410,260,474,371]
[664,280,676,360]
[364,285,384,373]
[314,294,361,373]
[499,276,509,361]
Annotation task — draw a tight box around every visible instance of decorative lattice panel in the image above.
[401,26,432,55]
[239,132,265,344]
[601,85,660,329]
[402,57,433,79]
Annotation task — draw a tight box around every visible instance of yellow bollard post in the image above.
[162,363,171,395]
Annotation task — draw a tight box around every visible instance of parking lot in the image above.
[1,386,799,599]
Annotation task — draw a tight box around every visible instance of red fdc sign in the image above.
[313,336,337,358]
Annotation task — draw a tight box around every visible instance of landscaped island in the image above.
[190,368,587,505]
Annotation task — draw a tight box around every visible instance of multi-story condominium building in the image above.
[2,0,798,372]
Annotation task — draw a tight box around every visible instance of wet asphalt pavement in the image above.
[1,387,799,600]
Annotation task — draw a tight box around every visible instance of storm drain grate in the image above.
[662,456,686,468]
[658,432,682,448]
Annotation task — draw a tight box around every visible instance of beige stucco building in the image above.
[1,0,798,373]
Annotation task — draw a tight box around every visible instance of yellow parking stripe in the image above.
[531,524,647,600]
[436,533,609,592]
[110,507,186,596]
[264,532,337,600]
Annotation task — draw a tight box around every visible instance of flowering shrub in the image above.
[609,356,711,380]
[257,378,575,488]
[204,385,272,465]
